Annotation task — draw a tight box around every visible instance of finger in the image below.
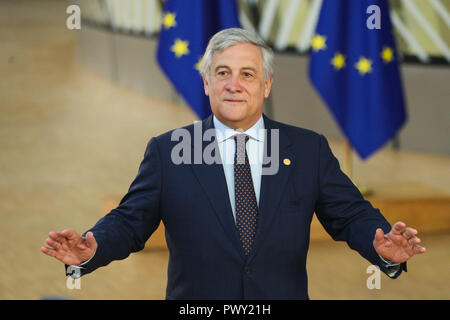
[41,246,57,257]
[61,229,78,240]
[402,227,418,240]
[413,245,426,254]
[48,231,64,241]
[408,237,421,246]
[391,221,406,235]
[45,238,61,250]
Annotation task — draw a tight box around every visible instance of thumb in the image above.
[85,232,98,249]
[374,228,385,245]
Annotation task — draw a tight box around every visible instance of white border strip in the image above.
[428,0,450,28]
[391,10,430,63]
[275,0,303,50]
[144,0,158,34]
[105,0,120,29]
[132,0,143,33]
[402,0,450,62]
[296,0,323,52]
[122,0,132,31]
[259,0,279,40]
[239,10,257,34]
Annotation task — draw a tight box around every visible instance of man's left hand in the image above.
[373,221,426,264]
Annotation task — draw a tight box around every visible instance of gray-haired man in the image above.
[42,28,425,299]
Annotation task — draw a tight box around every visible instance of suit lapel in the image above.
[189,116,245,259]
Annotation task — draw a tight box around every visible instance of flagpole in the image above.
[343,139,373,196]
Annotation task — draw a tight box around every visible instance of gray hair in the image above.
[200,28,274,82]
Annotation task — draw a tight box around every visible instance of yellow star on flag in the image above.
[311,34,327,52]
[355,57,373,75]
[330,53,346,70]
[162,12,177,29]
[195,56,203,72]
[381,46,394,63]
[171,39,189,58]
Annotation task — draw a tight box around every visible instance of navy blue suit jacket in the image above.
[69,114,405,299]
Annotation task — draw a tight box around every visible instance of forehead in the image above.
[211,43,263,69]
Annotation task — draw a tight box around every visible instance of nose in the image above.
[225,74,242,93]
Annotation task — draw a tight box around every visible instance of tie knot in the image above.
[233,134,250,146]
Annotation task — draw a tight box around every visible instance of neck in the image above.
[214,114,262,132]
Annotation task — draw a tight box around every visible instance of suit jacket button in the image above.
[244,267,251,274]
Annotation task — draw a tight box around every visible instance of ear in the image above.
[264,76,273,98]
[202,73,210,96]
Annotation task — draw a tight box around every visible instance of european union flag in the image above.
[309,0,407,159]
[157,0,240,120]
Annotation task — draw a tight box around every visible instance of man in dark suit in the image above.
[41,28,425,299]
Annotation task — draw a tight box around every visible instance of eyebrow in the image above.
[214,65,258,73]
[214,65,229,72]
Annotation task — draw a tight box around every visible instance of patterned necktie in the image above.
[234,134,258,256]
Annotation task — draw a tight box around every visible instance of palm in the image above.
[56,236,93,265]
[41,230,97,266]
[374,222,426,264]
[375,233,415,263]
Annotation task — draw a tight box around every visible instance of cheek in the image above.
[208,86,224,110]
[248,86,265,104]
[209,81,223,95]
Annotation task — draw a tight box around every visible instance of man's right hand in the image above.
[41,229,98,266]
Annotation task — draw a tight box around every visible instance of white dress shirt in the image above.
[213,115,265,222]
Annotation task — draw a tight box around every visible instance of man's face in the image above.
[202,43,273,131]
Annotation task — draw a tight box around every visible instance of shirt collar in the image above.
[213,115,265,143]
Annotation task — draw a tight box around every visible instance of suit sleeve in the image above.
[66,137,163,277]
[314,135,406,278]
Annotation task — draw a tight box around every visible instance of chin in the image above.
[215,113,244,127]
[219,107,247,120]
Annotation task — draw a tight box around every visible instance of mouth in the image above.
[224,99,245,103]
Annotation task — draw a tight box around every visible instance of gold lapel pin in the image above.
[283,158,291,166]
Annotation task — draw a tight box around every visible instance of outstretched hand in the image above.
[374,221,426,264]
[41,229,97,266]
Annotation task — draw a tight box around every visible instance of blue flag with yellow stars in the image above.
[309,0,407,159]
[157,0,240,120]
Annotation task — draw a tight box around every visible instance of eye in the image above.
[242,72,254,79]
[216,70,229,78]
